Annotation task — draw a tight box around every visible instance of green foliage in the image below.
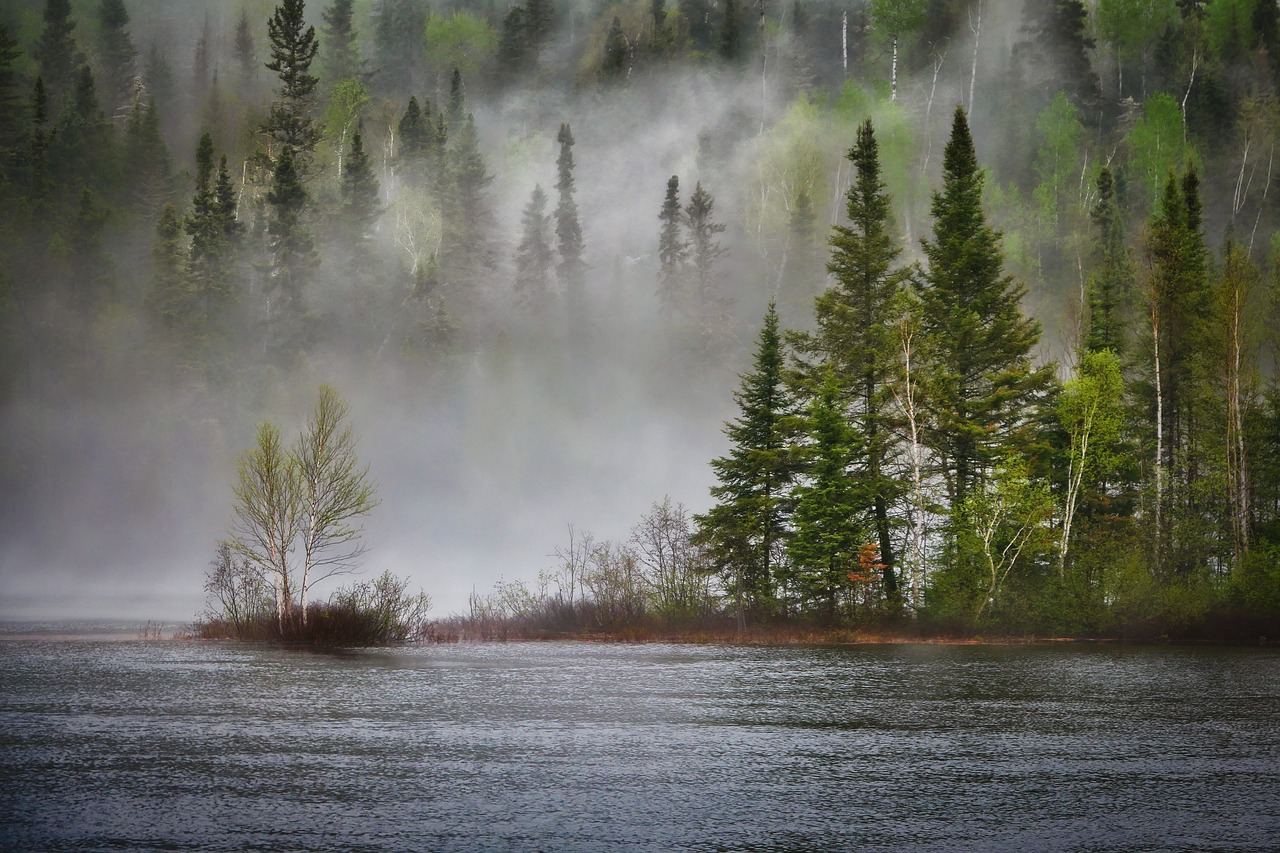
[695,304,797,624]
[1127,94,1197,209]
[786,372,867,620]
[424,12,497,82]
[918,107,1052,507]
[263,0,321,164]
[515,184,554,311]
[1032,92,1085,230]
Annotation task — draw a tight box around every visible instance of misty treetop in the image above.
[0,0,1279,639]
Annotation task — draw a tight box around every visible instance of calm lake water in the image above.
[1,631,1278,851]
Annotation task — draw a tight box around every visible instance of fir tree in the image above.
[96,0,137,115]
[497,6,532,84]
[371,0,427,95]
[554,123,586,316]
[265,145,317,352]
[657,175,687,322]
[441,113,493,291]
[917,106,1051,508]
[515,184,554,311]
[396,95,429,181]
[447,68,465,128]
[339,130,381,256]
[192,14,212,104]
[787,370,866,621]
[793,118,909,602]
[34,0,81,109]
[234,10,257,90]
[322,0,362,87]
[684,181,727,330]
[1085,167,1131,356]
[122,88,173,216]
[187,133,237,330]
[145,202,189,338]
[526,0,554,52]
[694,303,796,627]
[602,16,629,80]
[263,0,321,168]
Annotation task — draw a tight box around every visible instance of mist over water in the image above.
[3,640,1278,850]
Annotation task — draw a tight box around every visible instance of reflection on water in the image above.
[1,639,1277,851]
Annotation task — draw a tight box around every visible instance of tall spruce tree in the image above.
[234,10,257,90]
[34,0,81,109]
[657,175,687,322]
[145,202,190,342]
[340,130,380,247]
[1085,166,1131,356]
[187,133,238,331]
[554,123,586,318]
[515,184,554,311]
[441,113,493,291]
[265,145,316,354]
[602,16,629,80]
[321,0,362,87]
[684,181,727,331]
[918,106,1051,508]
[787,370,866,621]
[793,118,908,602]
[96,0,137,115]
[695,302,796,628]
[263,0,321,169]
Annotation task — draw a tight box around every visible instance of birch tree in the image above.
[294,385,380,624]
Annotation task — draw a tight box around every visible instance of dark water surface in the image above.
[1,638,1277,851]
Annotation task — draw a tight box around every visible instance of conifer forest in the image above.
[4,0,1280,640]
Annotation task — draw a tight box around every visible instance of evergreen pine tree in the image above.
[554,123,586,317]
[684,181,727,331]
[339,129,381,256]
[793,118,909,602]
[515,184,554,311]
[187,133,235,330]
[602,16,629,80]
[192,14,212,104]
[145,202,189,339]
[441,113,493,292]
[1085,167,1131,356]
[447,68,465,128]
[96,0,137,115]
[371,0,427,95]
[34,0,81,109]
[918,106,1051,508]
[657,175,688,322]
[122,88,173,216]
[322,0,362,86]
[263,0,321,169]
[526,0,554,52]
[396,95,429,182]
[234,10,257,90]
[265,145,317,353]
[497,6,532,84]
[694,302,796,628]
[787,370,866,621]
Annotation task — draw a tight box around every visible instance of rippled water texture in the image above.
[1,638,1278,851]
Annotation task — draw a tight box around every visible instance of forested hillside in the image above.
[1,0,1278,637]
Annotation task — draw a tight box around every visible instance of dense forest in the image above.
[1,0,1279,639]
